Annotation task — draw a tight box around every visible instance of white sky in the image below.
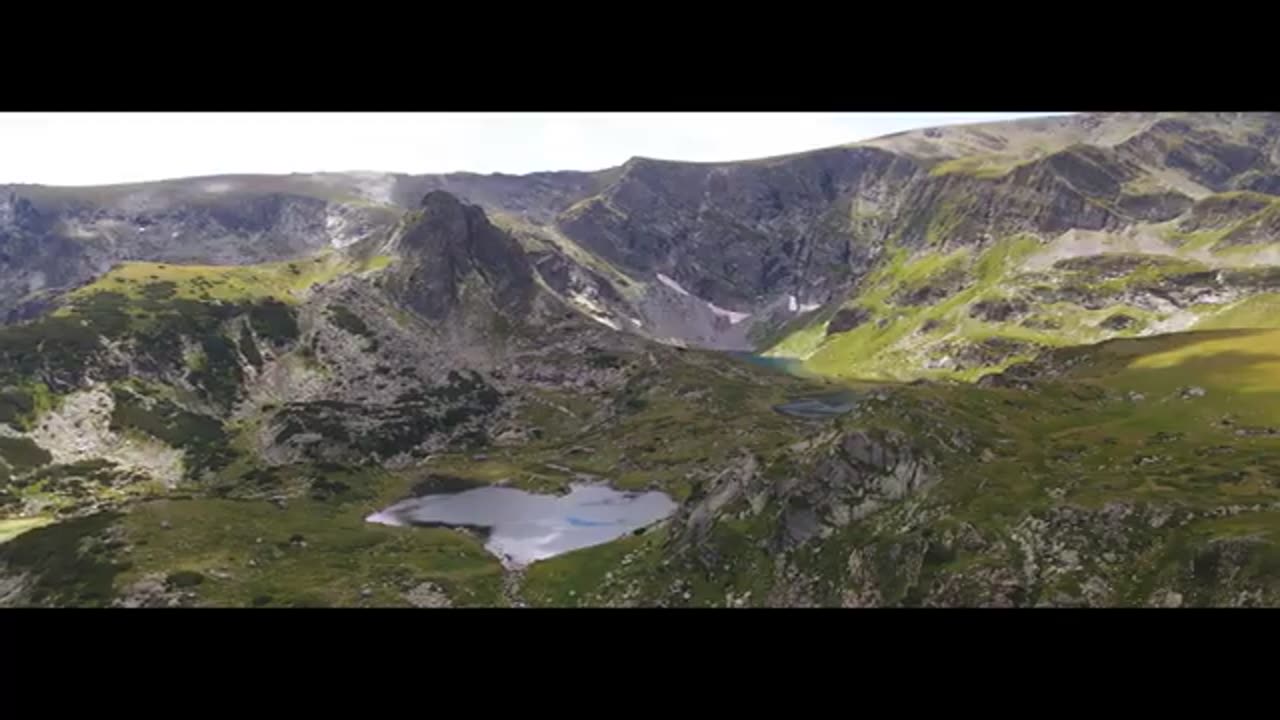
[0,112,1065,186]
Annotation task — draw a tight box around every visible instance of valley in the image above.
[3,111,1280,607]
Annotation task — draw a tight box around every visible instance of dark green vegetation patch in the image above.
[187,334,243,411]
[248,299,300,345]
[0,513,128,606]
[328,304,373,338]
[0,436,52,472]
[0,388,36,430]
[0,286,299,402]
[238,324,264,369]
[109,386,236,478]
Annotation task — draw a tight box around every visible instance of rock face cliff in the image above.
[380,191,535,323]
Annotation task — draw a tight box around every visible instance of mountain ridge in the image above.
[7,112,1280,358]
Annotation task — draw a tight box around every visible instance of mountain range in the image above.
[4,111,1280,607]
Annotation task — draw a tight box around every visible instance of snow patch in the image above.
[782,293,819,314]
[708,302,751,325]
[569,290,622,330]
[202,181,234,194]
[569,290,607,316]
[658,273,749,324]
[656,273,692,297]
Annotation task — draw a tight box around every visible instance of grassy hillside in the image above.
[65,252,391,306]
[521,326,1280,607]
[766,224,1280,383]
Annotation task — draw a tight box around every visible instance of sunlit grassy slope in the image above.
[0,516,54,544]
[65,252,392,307]
[1077,328,1280,396]
[766,227,1280,383]
[767,236,1067,380]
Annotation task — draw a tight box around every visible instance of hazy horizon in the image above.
[0,112,1066,187]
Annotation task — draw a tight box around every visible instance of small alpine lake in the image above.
[366,483,677,567]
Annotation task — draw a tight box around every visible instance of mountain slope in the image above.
[0,188,825,607]
[760,113,1280,379]
[520,326,1280,607]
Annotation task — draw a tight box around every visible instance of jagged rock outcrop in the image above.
[381,191,535,322]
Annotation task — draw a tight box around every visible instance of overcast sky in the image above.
[0,112,1065,186]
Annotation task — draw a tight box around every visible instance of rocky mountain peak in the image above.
[385,190,535,322]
